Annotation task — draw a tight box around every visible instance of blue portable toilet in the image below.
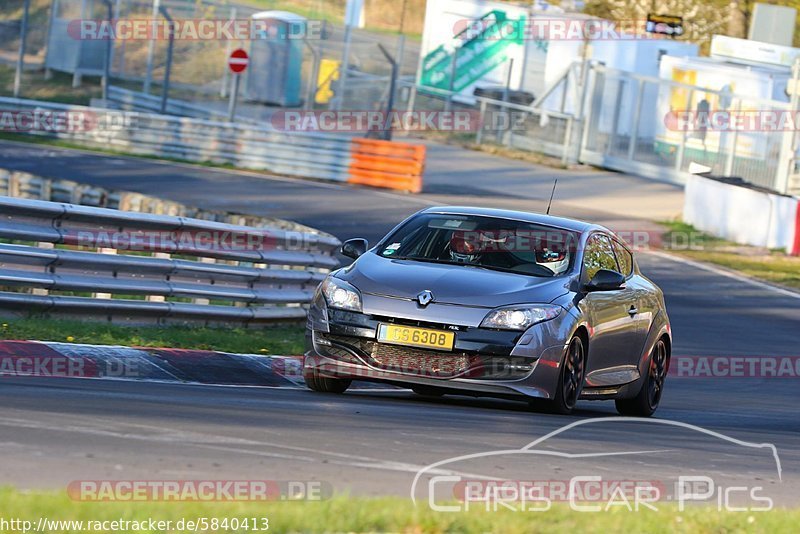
[246,11,307,107]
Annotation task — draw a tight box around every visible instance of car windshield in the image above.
[377,213,579,277]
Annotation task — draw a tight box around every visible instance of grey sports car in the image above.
[304,206,671,416]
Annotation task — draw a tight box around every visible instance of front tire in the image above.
[615,338,668,417]
[548,335,586,415]
[303,364,351,394]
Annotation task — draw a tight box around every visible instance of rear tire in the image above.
[303,365,351,394]
[615,338,668,417]
[548,335,586,415]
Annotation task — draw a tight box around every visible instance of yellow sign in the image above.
[377,324,455,351]
[315,59,340,104]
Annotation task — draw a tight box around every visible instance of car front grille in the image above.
[319,333,532,380]
[369,342,477,378]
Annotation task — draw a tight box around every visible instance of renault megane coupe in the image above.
[303,206,671,416]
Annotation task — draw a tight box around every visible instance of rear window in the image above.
[378,213,579,277]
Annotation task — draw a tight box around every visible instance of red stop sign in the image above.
[228,48,249,74]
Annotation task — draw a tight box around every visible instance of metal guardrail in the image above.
[0,196,340,325]
[0,96,427,192]
[0,167,330,231]
[0,96,354,184]
[104,86,239,123]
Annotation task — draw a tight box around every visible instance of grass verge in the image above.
[0,318,305,355]
[0,489,797,533]
[0,65,101,106]
[660,220,800,290]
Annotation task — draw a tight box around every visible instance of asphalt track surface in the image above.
[0,140,798,505]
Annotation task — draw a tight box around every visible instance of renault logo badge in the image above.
[417,290,434,306]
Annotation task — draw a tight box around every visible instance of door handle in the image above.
[628,306,638,317]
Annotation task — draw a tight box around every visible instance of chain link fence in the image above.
[579,64,792,192]
[107,0,419,118]
[400,61,794,193]
[0,0,49,68]
[3,0,417,121]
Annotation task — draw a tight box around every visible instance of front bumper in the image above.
[305,304,569,400]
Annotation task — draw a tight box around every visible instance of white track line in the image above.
[644,250,800,300]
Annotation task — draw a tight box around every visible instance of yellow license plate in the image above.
[377,324,455,351]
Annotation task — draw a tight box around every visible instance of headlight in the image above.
[321,276,362,312]
[480,304,561,331]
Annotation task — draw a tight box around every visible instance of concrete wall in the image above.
[684,174,799,255]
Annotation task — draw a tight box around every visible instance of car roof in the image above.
[420,206,603,234]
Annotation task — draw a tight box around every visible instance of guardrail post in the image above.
[146,252,170,302]
[191,257,217,305]
[93,248,117,299]
[0,170,9,195]
[31,242,54,296]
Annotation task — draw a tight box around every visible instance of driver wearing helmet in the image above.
[534,239,569,274]
[448,231,483,263]
[448,230,512,265]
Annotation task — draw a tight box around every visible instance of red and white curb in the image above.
[0,340,306,387]
[0,340,399,391]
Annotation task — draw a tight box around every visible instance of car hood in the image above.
[337,252,572,308]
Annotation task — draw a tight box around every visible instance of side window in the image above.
[611,239,633,276]
[583,234,618,280]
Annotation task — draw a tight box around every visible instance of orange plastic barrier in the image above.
[347,138,425,193]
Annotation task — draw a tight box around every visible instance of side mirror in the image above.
[584,269,626,292]
[341,238,369,260]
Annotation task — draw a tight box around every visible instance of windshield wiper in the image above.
[463,263,554,277]
[391,256,553,277]
[392,256,455,266]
